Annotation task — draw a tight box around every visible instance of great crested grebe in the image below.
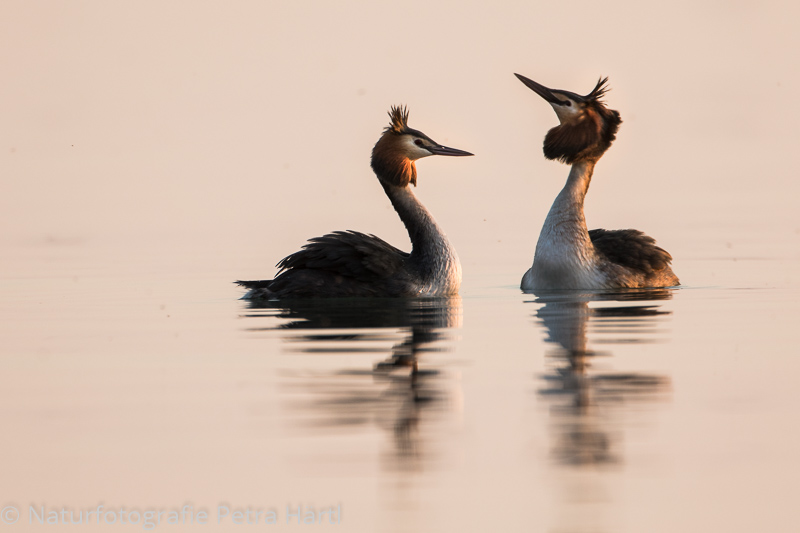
[515,73,679,290]
[238,106,472,299]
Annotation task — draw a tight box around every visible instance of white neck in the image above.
[524,161,602,289]
[547,160,594,231]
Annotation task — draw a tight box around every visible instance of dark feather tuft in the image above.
[543,119,601,164]
[386,105,410,134]
[586,77,611,103]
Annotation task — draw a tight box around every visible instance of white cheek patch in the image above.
[552,102,581,124]
[401,135,434,159]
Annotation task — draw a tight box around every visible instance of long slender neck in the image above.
[371,146,460,292]
[380,180,452,263]
[545,160,596,233]
[528,159,600,288]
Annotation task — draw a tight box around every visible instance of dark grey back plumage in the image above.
[277,230,407,279]
[237,231,412,299]
[589,228,673,275]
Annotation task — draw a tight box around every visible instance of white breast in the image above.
[522,227,609,290]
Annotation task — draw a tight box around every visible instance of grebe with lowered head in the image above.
[238,106,473,299]
[515,73,679,290]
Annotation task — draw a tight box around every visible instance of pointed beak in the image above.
[514,73,562,105]
[426,144,473,157]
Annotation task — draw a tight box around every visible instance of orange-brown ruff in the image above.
[237,106,473,299]
[515,74,679,290]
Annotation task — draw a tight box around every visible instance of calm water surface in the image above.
[3,1,800,531]
[1,232,798,533]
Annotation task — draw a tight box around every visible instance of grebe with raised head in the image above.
[515,74,679,290]
[238,106,472,299]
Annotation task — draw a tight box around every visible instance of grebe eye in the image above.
[414,139,424,147]
[562,100,572,107]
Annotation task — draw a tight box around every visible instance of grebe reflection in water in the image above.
[242,296,462,469]
[533,289,673,466]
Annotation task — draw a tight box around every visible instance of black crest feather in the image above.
[586,77,610,102]
[386,105,409,134]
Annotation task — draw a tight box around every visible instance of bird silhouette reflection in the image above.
[241,297,462,470]
[530,289,673,467]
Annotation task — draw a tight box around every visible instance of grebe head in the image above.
[371,105,473,187]
[514,74,622,164]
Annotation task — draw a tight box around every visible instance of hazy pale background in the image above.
[3,0,798,285]
[2,2,800,532]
